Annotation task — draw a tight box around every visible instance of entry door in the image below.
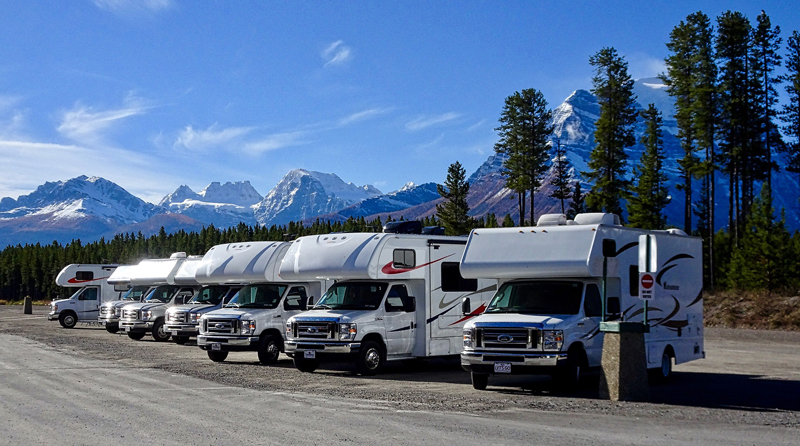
[77,287,100,320]
[383,284,415,356]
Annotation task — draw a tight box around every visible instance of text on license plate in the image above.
[304,350,316,359]
[494,362,511,373]
[211,343,221,351]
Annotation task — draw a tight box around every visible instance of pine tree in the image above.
[627,105,671,229]
[494,88,554,224]
[501,214,515,227]
[780,30,800,206]
[567,182,586,220]
[436,161,471,235]
[583,47,636,217]
[549,137,573,214]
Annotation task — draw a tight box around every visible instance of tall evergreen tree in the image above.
[780,30,800,206]
[583,47,636,217]
[494,88,554,225]
[436,161,471,235]
[627,105,671,229]
[549,137,573,214]
[567,182,586,220]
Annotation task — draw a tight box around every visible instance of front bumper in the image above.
[119,320,153,332]
[197,335,259,351]
[285,340,361,357]
[461,350,568,375]
[98,317,119,325]
[165,324,199,336]
[47,311,59,321]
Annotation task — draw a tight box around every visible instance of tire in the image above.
[151,319,171,342]
[207,351,229,362]
[471,372,489,390]
[556,347,585,387]
[293,356,319,373]
[356,340,385,376]
[257,334,281,365]
[649,350,673,383]
[105,324,119,334]
[127,331,145,340]
[173,335,190,344]
[59,312,77,329]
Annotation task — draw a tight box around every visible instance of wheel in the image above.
[127,331,145,340]
[105,324,119,334]
[59,312,77,329]
[556,347,585,387]
[356,340,385,376]
[257,334,281,365]
[471,372,489,390]
[649,350,673,383]
[173,335,190,344]
[151,319,171,342]
[207,351,229,362]
[293,356,319,373]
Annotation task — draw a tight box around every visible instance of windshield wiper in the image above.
[313,304,332,309]
[225,303,240,308]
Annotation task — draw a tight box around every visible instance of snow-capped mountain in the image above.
[160,181,262,227]
[309,182,442,222]
[254,169,382,226]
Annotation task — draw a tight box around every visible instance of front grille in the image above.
[168,312,188,323]
[205,317,237,335]
[479,328,536,349]
[294,321,336,340]
[122,309,139,320]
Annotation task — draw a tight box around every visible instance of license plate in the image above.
[170,330,178,335]
[494,362,511,373]
[211,343,221,351]
[304,350,316,359]
[124,326,130,332]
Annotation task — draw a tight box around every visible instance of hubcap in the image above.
[65,316,75,326]
[267,343,278,357]
[365,348,380,369]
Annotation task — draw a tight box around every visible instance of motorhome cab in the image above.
[459,213,704,390]
[99,265,153,333]
[49,264,122,328]
[164,256,238,344]
[281,231,497,375]
[119,253,195,341]
[196,241,326,364]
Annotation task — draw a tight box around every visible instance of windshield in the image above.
[68,287,86,300]
[225,284,287,309]
[315,282,387,310]
[144,285,178,303]
[122,285,149,301]
[189,286,229,305]
[485,281,584,315]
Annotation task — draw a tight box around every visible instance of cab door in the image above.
[77,287,100,320]
[581,283,603,366]
[383,284,415,356]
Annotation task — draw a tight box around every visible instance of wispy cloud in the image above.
[57,97,149,146]
[322,40,353,67]
[93,0,173,16]
[405,112,461,131]
[467,119,487,132]
[338,107,392,126]
[243,131,308,155]
[174,124,254,151]
[627,52,667,79]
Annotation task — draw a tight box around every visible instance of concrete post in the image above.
[23,296,32,314]
[599,321,650,402]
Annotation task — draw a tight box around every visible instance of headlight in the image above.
[52,304,58,312]
[114,308,121,317]
[240,320,256,335]
[285,321,292,336]
[463,328,475,349]
[190,313,200,323]
[339,323,356,341]
[142,310,152,321]
[542,330,564,351]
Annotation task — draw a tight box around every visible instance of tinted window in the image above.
[441,262,478,292]
[228,284,287,309]
[385,285,409,312]
[79,288,98,301]
[629,265,640,296]
[393,249,416,269]
[316,282,387,310]
[284,286,307,310]
[485,281,583,315]
[76,271,94,281]
[584,284,602,317]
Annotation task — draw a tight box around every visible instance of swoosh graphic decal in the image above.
[437,284,497,310]
[655,264,677,285]
[687,290,703,307]
[67,276,110,284]
[615,241,639,257]
[449,303,487,326]
[381,254,454,275]
[662,253,694,267]
[654,295,680,327]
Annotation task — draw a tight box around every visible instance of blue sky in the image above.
[0,1,797,203]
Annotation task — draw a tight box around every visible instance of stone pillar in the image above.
[599,321,650,402]
[23,296,33,314]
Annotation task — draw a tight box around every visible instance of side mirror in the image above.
[602,238,617,257]
[304,296,314,310]
[402,296,416,312]
[607,296,621,320]
[462,297,471,315]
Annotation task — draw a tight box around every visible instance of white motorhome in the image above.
[48,264,122,328]
[119,253,196,341]
[164,255,239,344]
[281,232,497,375]
[459,213,704,390]
[99,265,153,333]
[196,241,327,364]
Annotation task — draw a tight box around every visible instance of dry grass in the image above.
[0,299,51,306]
[704,291,800,330]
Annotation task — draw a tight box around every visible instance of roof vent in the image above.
[170,252,188,259]
[536,214,567,226]
[573,213,621,226]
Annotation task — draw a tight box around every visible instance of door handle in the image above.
[273,315,282,318]
[577,322,585,327]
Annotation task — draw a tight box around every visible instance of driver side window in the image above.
[79,288,98,301]
[583,284,602,318]
[284,286,307,311]
[385,285,409,312]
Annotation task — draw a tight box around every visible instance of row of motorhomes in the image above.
[47,213,705,390]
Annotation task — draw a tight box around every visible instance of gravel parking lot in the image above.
[3,305,800,430]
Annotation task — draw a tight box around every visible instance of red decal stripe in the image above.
[380,254,454,275]
[450,303,487,325]
[67,276,109,284]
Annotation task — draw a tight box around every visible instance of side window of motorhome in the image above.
[629,265,639,297]
[79,288,98,301]
[284,286,307,310]
[393,249,416,269]
[441,262,478,292]
[385,285,409,312]
[76,271,94,281]
[583,284,602,317]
